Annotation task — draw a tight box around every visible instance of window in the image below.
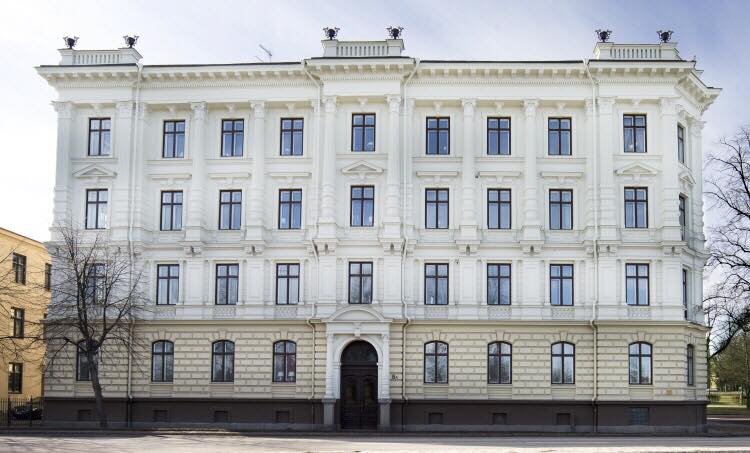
[44,263,52,290]
[160,191,183,231]
[551,342,575,384]
[687,344,695,386]
[548,118,571,156]
[221,119,244,157]
[424,341,448,383]
[349,262,373,304]
[151,340,174,382]
[487,264,511,305]
[487,117,511,155]
[88,118,111,156]
[625,264,649,306]
[8,363,22,394]
[85,263,106,304]
[678,124,685,163]
[488,342,512,384]
[211,340,234,382]
[12,253,26,285]
[156,264,179,305]
[85,189,108,229]
[218,190,242,230]
[426,117,450,155]
[352,114,375,151]
[424,263,449,305]
[550,264,574,306]
[280,118,304,156]
[629,342,652,385]
[549,189,573,230]
[629,407,649,425]
[624,188,648,228]
[163,120,185,158]
[487,189,511,229]
[679,195,687,240]
[76,341,93,381]
[278,189,302,230]
[273,340,297,383]
[11,308,24,338]
[425,188,449,229]
[350,186,374,227]
[276,263,299,305]
[682,268,689,320]
[623,114,647,153]
[215,264,239,305]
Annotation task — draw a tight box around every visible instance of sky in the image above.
[0,0,747,242]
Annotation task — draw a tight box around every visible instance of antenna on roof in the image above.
[258,44,273,62]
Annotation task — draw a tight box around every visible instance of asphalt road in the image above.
[2,434,750,453]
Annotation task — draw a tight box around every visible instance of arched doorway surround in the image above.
[339,341,378,429]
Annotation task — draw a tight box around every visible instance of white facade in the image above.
[38,35,719,431]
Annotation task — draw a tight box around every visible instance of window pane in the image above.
[437,279,448,305]
[437,204,448,228]
[488,278,498,305]
[293,132,303,154]
[560,131,570,155]
[353,130,362,151]
[500,356,511,383]
[488,131,498,154]
[564,356,574,383]
[425,279,436,305]
[437,356,448,382]
[425,356,435,383]
[552,357,562,383]
[426,204,436,228]
[635,129,646,152]
[549,132,558,154]
[499,279,510,305]
[562,205,572,229]
[362,277,372,303]
[427,131,436,153]
[638,280,648,305]
[489,356,500,383]
[439,131,449,153]
[364,128,375,151]
[563,280,573,305]
[289,278,299,304]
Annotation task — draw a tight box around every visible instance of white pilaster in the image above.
[522,99,541,241]
[185,102,207,242]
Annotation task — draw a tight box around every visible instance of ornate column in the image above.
[458,99,478,245]
[521,99,542,242]
[111,101,135,241]
[322,332,336,429]
[245,101,266,245]
[130,102,149,244]
[317,96,338,240]
[383,95,402,232]
[689,119,706,249]
[378,333,391,430]
[51,101,74,237]
[660,97,681,241]
[185,102,207,243]
[584,99,596,238]
[597,97,617,241]
[403,98,416,231]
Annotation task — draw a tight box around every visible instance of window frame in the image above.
[628,342,653,385]
[549,189,573,230]
[87,117,111,157]
[278,189,302,230]
[11,307,24,338]
[624,187,648,228]
[156,264,180,306]
[487,341,512,384]
[220,119,244,157]
[424,341,449,384]
[160,190,184,231]
[487,117,511,155]
[425,117,450,155]
[424,263,449,305]
[677,124,686,164]
[350,185,375,227]
[85,189,108,230]
[679,194,687,240]
[487,188,511,229]
[218,190,242,230]
[550,264,574,306]
[625,263,650,306]
[85,263,106,305]
[272,340,297,383]
[425,188,449,229]
[12,253,26,285]
[8,362,22,394]
[682,268,689,320]
[348,261,373,304]
[44,263,52,291]
[623,114,647,153]
[151,340,174,383]
[351,113,376,152]
[211,340,235,383]
[548,117,572,156]
[162,120,186,158]
[215,263,239,305]
[687,344,695,386]
[551,341,575,384]
[487,263,511,306]
[76,341,92,382]
[276,263,300,305]
[280,117,304,156]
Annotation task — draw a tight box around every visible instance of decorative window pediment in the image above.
[615,162,659,177]
[341,161,384,179]
[73,164,117,180]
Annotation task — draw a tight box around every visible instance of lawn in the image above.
[707,404,750,415]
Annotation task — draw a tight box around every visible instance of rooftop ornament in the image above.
[387,26,404,39]
[323,27,339,40]
[63,36,78,49]
[595,29,612,43]
[123,35,139,48]
[657,30,673,43]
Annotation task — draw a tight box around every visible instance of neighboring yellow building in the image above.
[0,227,50,400]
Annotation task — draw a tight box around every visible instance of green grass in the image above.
[708,404,750,415]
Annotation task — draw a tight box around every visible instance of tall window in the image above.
[425,188,449,229]
[163,120,185,158]
[549,189,573,230]
[626,264,649,306]
[45,263,52,290]
[624,114,647,153]
[687,345,695,386]
[273,340,297,383]
[11,308,24,338]
[352,114,375,151]
[156,264,179,305]
[624,188,648,228]
[425,263,449,305]
[160,191,183,231]
[487,264,511,305]
[349,262,373,304]
[677,124,685,163]
[88,118,111,156]
[628,342,652,385]
[548,118,571,156]
[350,186,374,227]
[280,118,304,156]
[679,195,687,240]
[221,119,244,157]
[211,340,234,382]
[488,189,511,229]
[682,268,689,320]
[151,340,174,382]
[487,117,511,155]
[8,363,22,394]
[276,263,299,305]
[85,189,108,229]
[219,190,242,230]
[76,341,92,381]
[215,264,239,305]
[551,342,575,384]
[488,342,512,384]
[85,263,106,304]
[278,189,302,229]
[426,117,450,155]
[424,341,448,384]
[12,253,26,285]
[550,264,574,306]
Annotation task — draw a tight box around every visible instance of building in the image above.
[0,227,50,401]
[36,30,719,432]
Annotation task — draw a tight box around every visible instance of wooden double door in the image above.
[340,341,379,429]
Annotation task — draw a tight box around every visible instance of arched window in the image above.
[76,340,92,381]
[488,342,512,384]
[152,340,174,382]
[551,341,575,384]
[424,341,448,384]
[273,340,297,383]
[687,344,695,386]
[212,340,234,382]
[629,342,652,385]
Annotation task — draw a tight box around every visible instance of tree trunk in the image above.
[89,352,108,428]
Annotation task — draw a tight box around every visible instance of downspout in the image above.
[584,59,600,433]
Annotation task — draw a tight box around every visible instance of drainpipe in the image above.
[584,59,600,433]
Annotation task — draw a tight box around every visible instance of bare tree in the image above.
[705,126,750,357]
[44,224,148,428]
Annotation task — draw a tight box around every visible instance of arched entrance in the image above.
[340,340,378,429]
